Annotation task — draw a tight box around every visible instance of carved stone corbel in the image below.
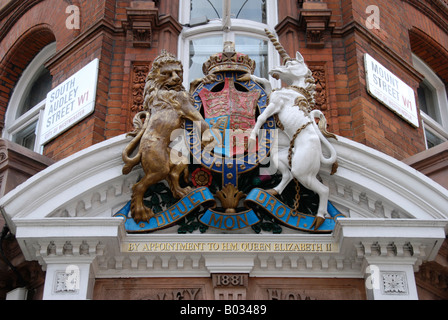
[122,1,182,48]
[298,1,333,48]
[122,2,159,48]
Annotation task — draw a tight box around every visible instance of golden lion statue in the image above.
[122,51,212,223]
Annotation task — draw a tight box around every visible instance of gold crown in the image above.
[202,41,256,76]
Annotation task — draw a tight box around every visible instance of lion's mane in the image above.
[142,50,193,112]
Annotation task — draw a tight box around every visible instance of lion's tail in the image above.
[122,111,150,175]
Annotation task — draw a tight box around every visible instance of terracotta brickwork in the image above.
[287,0,448,160]
[2,0,447,161]
[0,0,180,161]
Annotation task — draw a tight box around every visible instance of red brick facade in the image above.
[1,0,447,160]
[0,0,447,300]
[0,0,181,160]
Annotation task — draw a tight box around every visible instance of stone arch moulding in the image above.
[0,23,56,66]
[403,0,448,34]
[409,27,448,84]
[0,134,447,278]
[0,24,56,125]
[0,0,74,48]
[0,0,47,43]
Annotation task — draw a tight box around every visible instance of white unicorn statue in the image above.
[248,30,338,231]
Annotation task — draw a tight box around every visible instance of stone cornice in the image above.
[0,140,54,177]
[122,4,182,48]
[13,217,124,263]
[13,218,447,278]
[403,142,448,176]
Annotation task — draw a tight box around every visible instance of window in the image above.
[413,54,448,149]
[190,0,267,24]
[189,35,224,82]
[3,43,56,153]
[179,0,278,86]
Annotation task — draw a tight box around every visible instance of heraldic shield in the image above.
[116,41,344,234]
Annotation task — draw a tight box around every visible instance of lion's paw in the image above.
[131,205,155,224]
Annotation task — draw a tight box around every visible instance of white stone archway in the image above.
[1,134,447,300]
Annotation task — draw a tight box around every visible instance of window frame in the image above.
[179,0,280,88]
[412,54,448,148]
[3,43,56,154]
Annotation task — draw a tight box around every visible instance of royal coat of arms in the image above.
[116,33,343,234]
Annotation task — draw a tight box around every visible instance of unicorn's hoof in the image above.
[311,216,325,231]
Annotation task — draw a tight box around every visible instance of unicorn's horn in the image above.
[265,29,292,64]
